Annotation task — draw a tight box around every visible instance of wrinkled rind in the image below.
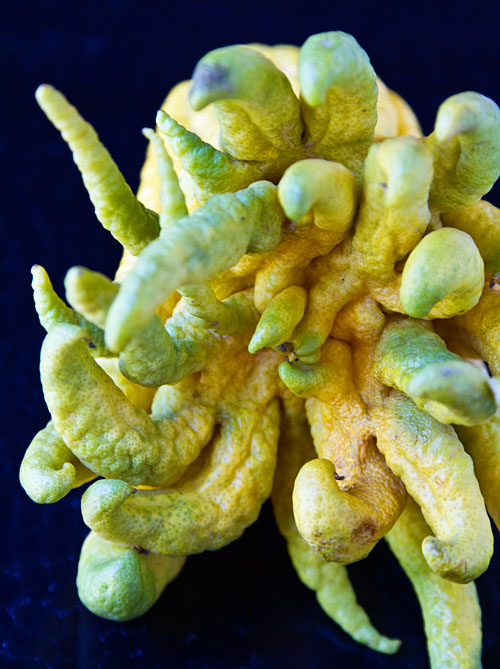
[24,34,500,665]
[105,181,285,351]
[386,498,482,668]
[374,318,496,425]
[272,396,401,654]
[35,85,160,256]
[375,390,493,583]
[82,397,280,555]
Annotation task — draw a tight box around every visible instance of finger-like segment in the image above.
[82,382,280,555]
[249,286,306,353]
[292,454,405,564]
[455,413,500,531]
[374,318,497,425]
[157,112,262,207]
[442,200,500,280]
[64,265,214,387]
[283,340,406,563]
[253,223,337,312]
[189,45,303,161]
[271,396,400,654]
[32,265,108,356]
[20,421,95,504]
[179,285,259,336]
[35,85,160,255]
[77,531,185,621]
[352,137,433,282]
[375,390,493,583]
[248,43,300,96]
[105,181,285,351]
[64,266,118,329]
[40,323,224,486]
[427,92,500,211]
[279,337,358,403]
[141,128,188,229]
[453,287,500,375]
[278,159,358,238]
[400,228,484,319]
[292,240,363,363]
[119,301,234,387]
[298,32,377,176]
[386,498,481,669]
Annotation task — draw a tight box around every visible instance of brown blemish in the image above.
[351,521,376,544]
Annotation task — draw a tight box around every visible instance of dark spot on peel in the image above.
[333,472,345,481]
[351,521,376,544]
[86,339,96,349]
[191,63,234,101]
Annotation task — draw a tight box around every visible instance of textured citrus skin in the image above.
[386,498,482,668]
[21,33,500,664]
[77,532,185,621]
[272,395,401,654]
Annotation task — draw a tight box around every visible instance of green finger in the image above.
[40,323,224,486]
[272,396,400,655]
[32,264,108,356]
[374,318,497,425]
[190,45,302,161]
[352,137,433,282]
[82,395,280,555]
[278,158,358,240]
[65,265,229,387]
[19,421,95,504]
[375,390,493,583]
[427,91,500,211]
[64,266,118,329]
[442,200,500,280]
[278,336,346,398]
[400,228,484,318]
[157,111,262,206]
[105,181,285,351]
[298,31,377,176]
[35,85,160,255]
[386,498,481,669]
[141,128,188,228]
[249,286,306,353]
[179,285,258,336]
[77,531,185,621]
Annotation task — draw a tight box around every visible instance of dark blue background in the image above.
[2,1,500,666]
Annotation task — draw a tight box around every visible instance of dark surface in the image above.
[2,1,500,667]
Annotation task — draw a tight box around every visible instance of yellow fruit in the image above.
[21,31,500,666]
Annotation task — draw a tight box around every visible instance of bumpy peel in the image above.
[21,29,500,666]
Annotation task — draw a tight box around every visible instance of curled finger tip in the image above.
[81,479,134,527]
